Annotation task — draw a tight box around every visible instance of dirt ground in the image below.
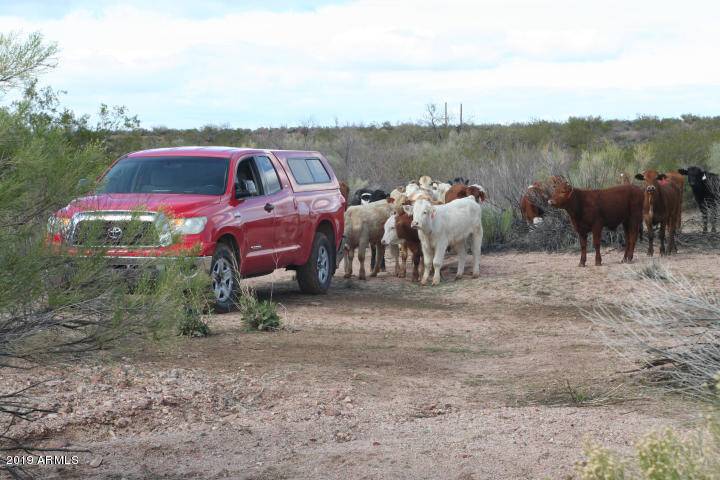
[7,234,720,479]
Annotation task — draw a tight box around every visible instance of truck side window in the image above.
[287,157,331,185]
[236,158,263,196]
[255,156,282,195]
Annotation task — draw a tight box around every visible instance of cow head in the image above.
[467,184,487,203]
[406,199,434,231]
[635,170,667,191]
[678,166,708,188]
[381,214,399,246]
[547,176,573,207]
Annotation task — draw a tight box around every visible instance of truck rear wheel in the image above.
[211,242,239,313]
[297,232,333,294]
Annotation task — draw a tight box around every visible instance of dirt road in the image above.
[9,247,719,479]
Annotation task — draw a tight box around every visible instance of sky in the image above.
[1,0,720,128]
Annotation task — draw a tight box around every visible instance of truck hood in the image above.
[58,193,224,218]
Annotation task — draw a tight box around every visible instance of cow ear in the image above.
[635,173,645,180]
[402,205,413,215]
[678,168,688,176]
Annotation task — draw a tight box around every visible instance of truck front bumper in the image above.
[106,255,214,276]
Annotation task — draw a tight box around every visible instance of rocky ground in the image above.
[4,235,720,479]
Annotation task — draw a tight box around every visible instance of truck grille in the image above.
[71,212,161,248]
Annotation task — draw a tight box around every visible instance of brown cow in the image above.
[661,171,685,239]
[519,182,548,225]
[339,181,350,210]
[381,209,423,282]
[634,170,683,256]
[445,184,486,203]
[548,177,644,266]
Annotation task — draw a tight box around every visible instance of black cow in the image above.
[678,166,719,233]
[349,188,389,270]
[350,188,389,207]
[448,177,470,186]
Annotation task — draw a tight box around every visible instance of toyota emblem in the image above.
[107,226,123,241]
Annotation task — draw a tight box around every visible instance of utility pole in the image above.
[459,103,463,132]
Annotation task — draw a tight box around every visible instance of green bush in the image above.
[579,415,720,480]
[240,294,282,331]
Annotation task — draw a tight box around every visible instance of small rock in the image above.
[324,407,341,417]
[89,456,103,468]
[343,396,352,403]
[114,417,130,428]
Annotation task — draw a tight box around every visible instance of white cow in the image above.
[405,197,483,286]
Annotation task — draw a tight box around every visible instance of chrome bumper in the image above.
[105,255,213,274]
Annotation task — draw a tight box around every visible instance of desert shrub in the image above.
[239,293,282,331]
[586,266,720,399]
[570,143,627,188]
[0,33,211,470]
[514,207,578,252]
[579,415,720,480]
[481,206,514,249]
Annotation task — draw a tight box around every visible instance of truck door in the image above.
[232,157,277,275]
[254,155,301,265]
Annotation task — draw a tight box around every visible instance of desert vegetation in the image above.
[2,31,720,479]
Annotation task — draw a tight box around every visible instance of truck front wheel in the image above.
[211,242,239,313]
[296,232,333,294]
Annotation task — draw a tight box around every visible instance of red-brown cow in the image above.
[339,181,350,210]
[381,208,423,282]
[634,170,683,256]
[444,184,486,203]
[548,177,644,266]
[519,182,548,225]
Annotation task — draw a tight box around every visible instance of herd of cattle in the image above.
[337,165,719,285]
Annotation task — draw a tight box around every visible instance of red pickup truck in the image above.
[47,147,346,311]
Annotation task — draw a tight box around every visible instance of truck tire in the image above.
[211,242,240,313]
[296,232,333,294]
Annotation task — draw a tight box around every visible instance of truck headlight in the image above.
[171,217,207,235]
[47,215,71,235]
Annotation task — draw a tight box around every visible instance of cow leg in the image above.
[646,220,654,256]
[398,242,408,278]
[621,224,631,262]
[431,239,448,286]
[659,222,666,256]
[592,225,602,266]
[626,222,639,263]
[667,219,677,255]
[455,241,467,280]
[370,246,376,271]
[578,233,588,267]
[380,255,386,272]
[420,242,433,286]
[412,249,421,282]
[711,203,718,233]
[371,243,384,277]
[471,229,482,278]
[343,247,353,278]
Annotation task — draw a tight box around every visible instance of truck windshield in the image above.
[98,156,230,195]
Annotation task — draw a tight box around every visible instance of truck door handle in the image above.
[264,203,275,212]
